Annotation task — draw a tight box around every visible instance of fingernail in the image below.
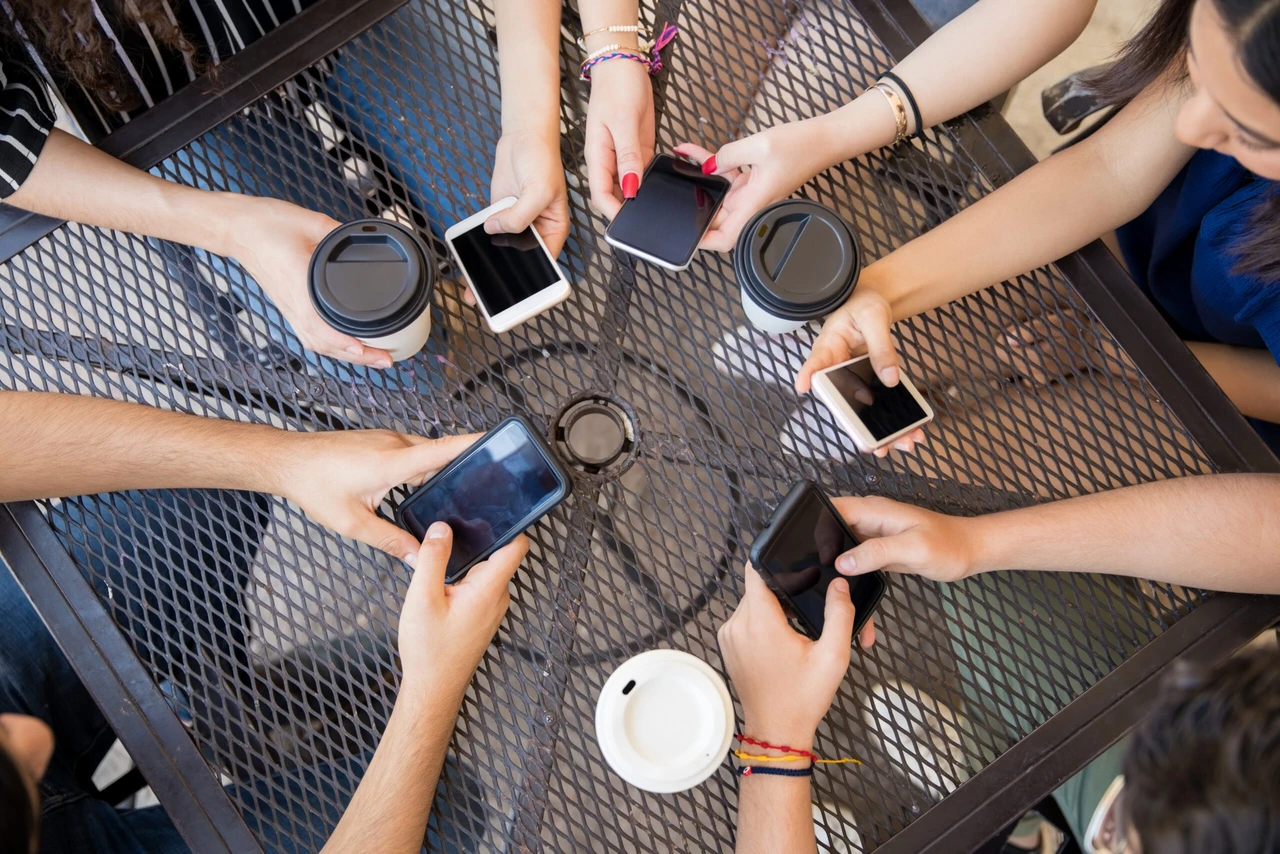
[880,366,899,386]
[484,218,501,234]
[403,553,417,568]
[375,359,393,369]
[701,155,718,175]
[427,521,449,539]
[832,578,849,594]
[346,345,364,356]
[621,172,639,199]
[837,555,856,572]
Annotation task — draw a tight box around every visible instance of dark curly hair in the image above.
[1088,0,1280,281]
[1,0,203,112]
[1122,646,1280,853]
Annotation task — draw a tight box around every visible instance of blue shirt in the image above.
[1116,148,1280,454]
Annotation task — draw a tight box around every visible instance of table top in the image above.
[2,1,1278,852]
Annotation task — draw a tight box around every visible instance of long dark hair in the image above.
[1090,0,1280,280]
[1,1,200,112]
[0,743,37,853]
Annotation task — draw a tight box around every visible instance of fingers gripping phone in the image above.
[445,197,572,333]
[810,355,934,452]
[395,416,572,583]
[749,481,886,641]
[604,154,731,271]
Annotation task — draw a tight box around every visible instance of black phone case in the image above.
[749,480,887,640]
[604,154,731,268]
[394,415,572,583]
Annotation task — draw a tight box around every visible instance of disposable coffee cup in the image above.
[308,219,435,362]
[734,200,860,335]
[594,649,734,793]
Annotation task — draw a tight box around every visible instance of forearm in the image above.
[496,0,562,137]
[0,392,290,502]
[1186,341,1280,423]
[807,0,1095,167]
[6,129,244,256]
[971,474,1280,593]
[320,682,463,854]
[735,777,817,854]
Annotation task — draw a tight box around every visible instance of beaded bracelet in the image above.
[738,765,813,778]
[579,22,678,82]
[577,24,652,51]
[734,735,863,766]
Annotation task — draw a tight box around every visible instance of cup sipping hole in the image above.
[622,679,636,695]
[361,225,377,232]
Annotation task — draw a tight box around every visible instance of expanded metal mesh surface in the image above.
[0,1,1215,851]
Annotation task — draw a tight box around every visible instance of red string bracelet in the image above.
[735,734,818,762]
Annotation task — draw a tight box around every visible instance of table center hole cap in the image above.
[563,404,626,466]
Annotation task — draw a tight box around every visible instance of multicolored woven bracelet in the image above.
[579,22,678,82]
[738,765,813,778]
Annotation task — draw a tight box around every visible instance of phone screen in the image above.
[755,486,885,637]
[449,222,560,316]
[400,420,565,580]
[607,155,730,266]
[826,359,927,441]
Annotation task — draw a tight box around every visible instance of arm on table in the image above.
[832,474,1280,594]
[1186,341,1280,424]
[797,73,1195,389]
[0,391,478,562]
[320,526,528,854]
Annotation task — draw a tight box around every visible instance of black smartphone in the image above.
[749,481,887,641]
[604,154,731,271]
[395,415,572,583]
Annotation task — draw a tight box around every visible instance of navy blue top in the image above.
[1116,148,1280,454]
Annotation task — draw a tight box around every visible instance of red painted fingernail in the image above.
[701,155,718,175]
[621,172,639,199]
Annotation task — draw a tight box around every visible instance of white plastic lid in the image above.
[594,650,734,793]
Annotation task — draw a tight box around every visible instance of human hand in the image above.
[397,522,528,698]
[830,496,977,583]
[671,116,840,252]
[1001,308,1140,386]
[717,565,862,750]
[795,286,900,394]
[226,196,394,367]
[275,430,479,564]
[585,58,655,219]
[488,129,570,256]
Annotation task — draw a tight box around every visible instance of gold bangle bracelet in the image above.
[577,24,652,51]
[873,82,909,145]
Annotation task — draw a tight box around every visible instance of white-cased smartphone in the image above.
[445,196,571,333]
[603,154,731,272]
[810,355,934,452]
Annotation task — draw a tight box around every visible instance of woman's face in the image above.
[1178,0,1280,180]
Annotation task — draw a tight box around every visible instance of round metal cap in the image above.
[308,219,434,337]
[734,200,860,321]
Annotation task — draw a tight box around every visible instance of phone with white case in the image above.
[810,355,933,452]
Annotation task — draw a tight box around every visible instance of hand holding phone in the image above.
[810,355,933,454]
[396,416,572,582]
[604,154,731,271]
[446,197,572,333]
[749,481,886,642]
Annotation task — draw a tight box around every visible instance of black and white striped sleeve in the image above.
[0,58,55,198]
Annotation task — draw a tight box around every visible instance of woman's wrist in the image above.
[828,90,901,162]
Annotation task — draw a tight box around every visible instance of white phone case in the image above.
[445,196,572,333]
[810,356,934,451]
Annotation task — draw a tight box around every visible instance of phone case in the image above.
[395,415,572,583]
[749,480,886,640]
[603,155,730,271]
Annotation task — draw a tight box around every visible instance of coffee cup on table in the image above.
[594,649,734,793]
[308,219,435,363]
[734,200,860,335]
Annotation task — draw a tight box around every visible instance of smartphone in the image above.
[749,481,886,641]
[445,196,572,333]
[395,416,572,583]
[810,355,934,452]
[604,154,731,271]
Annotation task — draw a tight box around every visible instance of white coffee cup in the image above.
[308,219,435,363]
[594,649,734,793]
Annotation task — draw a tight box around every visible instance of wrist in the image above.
[739,721,816,754]
[966,512,1013,576]
[828,91,899,161]
[212,192,269,260]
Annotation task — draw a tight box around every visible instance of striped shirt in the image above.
[0,0,312,197]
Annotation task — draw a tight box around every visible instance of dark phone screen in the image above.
[450,222,559,315]
[400,421,564,579]
[756,487,885,636]
[827,358,927,441]
[607,155,729,266]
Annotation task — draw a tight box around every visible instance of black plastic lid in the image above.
[308,219,434,337]
[734,200,860,321]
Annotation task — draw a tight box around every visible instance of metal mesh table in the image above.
[1,1,1278,852]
